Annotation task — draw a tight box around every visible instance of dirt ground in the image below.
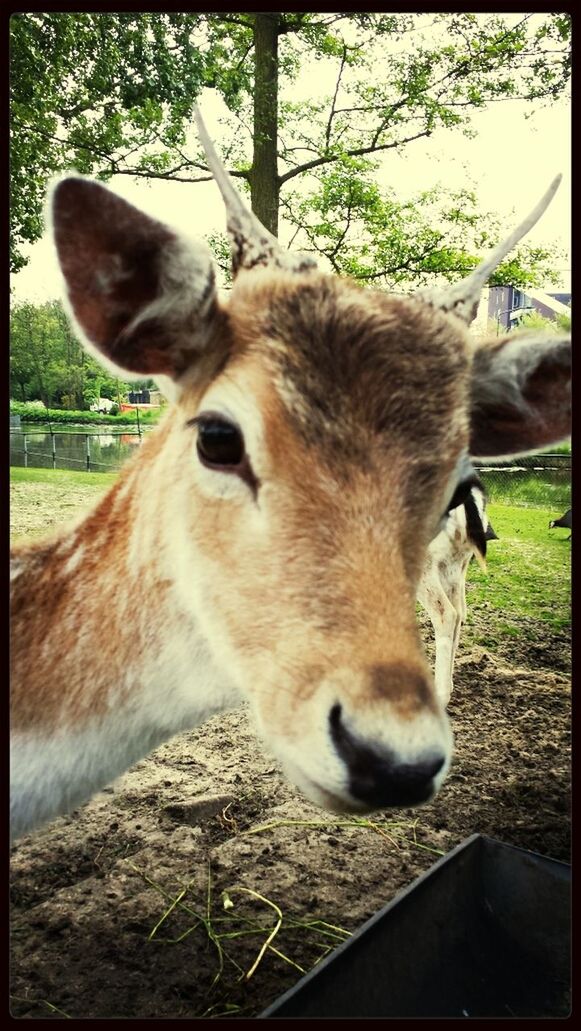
[9,480,109,541]
[10,484,571,1019]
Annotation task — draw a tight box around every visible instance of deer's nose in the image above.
[329,704,445,809]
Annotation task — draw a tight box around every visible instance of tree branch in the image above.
[328,201,353,263]
[325,44,348,151]
[279,194,331,264]
[15,116,252,183]
[104,165,250,183]
[215,15,253,29]
[279,128,433,184]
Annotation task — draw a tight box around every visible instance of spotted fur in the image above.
[417,485,495,706]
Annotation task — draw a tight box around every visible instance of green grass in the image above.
[10,466,119,489]
[125,857,353,1013]
[465,503,571,636]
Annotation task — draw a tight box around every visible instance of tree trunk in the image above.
[251,13,280,236]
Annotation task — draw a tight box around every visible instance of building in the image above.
[89,397,116,413]
[487,286,571,333]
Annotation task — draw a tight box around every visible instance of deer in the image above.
[10,109,571,840]
[418,475,497,706]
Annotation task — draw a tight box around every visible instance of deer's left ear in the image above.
[51,176,224,383]
[469,333,571,458]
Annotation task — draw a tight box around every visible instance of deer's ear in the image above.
[469,332,571,457]
[50,176,223,382]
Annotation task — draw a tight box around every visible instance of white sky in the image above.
[12,29,571,302]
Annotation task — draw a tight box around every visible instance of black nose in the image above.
[329,704,445,809]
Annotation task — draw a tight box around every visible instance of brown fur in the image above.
[228,270,470,454]
[10,422,177,732]
[368,663,436,716]
[167,290,466,744]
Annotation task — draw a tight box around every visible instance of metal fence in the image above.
[10,427,571,509]
[474,453,571,510]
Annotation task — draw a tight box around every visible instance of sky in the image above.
[12,27,571,303]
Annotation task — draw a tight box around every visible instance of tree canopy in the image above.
[11,11,570,287]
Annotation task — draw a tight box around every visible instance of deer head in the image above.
[47,110,570,814]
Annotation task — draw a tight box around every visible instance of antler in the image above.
[419,175,562,325]
[194,106,317,277]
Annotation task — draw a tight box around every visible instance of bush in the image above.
[9,401,162,425]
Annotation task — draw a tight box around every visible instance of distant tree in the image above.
[10,299,148,408]
[10,302,58,407]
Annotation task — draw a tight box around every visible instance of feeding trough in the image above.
[260,834,570,1019]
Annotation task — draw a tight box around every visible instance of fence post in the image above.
[86,434,90,471]
[51,427,56,469]
[24,434,28,468]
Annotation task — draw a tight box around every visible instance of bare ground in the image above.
[9,481,108,540]
[10,482,571,1019]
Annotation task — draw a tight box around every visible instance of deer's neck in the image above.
[10,426,241,837]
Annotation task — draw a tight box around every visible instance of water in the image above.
[10,425,151,473]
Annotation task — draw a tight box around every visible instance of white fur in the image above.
[11,609,241,840]
[62,543,86,576]
[10,557,25,582]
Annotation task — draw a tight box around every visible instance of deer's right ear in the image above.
[469,331,571,458]
[50,177,224,383]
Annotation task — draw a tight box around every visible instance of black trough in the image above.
[260,833,570,1019]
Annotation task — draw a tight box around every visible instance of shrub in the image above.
[9,401,162,425]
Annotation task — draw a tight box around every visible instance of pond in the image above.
[10,425,152,473]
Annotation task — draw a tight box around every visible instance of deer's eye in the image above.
[195,415,245,468]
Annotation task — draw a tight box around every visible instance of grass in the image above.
[10,996,71,1019]
[10,466,119,489]
[244,815,445,855]
[463,502,571,641]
